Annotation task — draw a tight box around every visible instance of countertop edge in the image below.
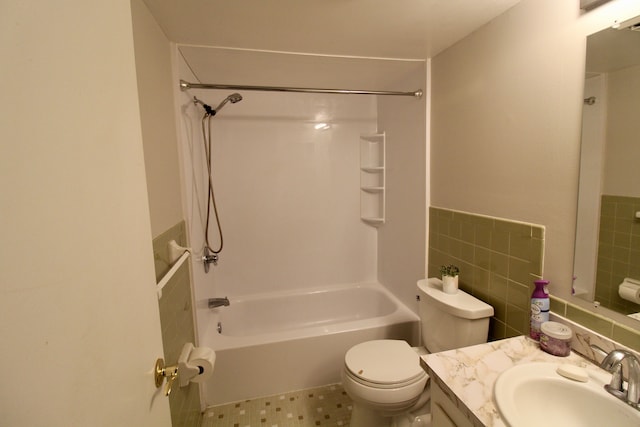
[421,335,602,427]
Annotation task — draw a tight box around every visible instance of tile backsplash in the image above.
[550,295,640,352]
[428,207,544,340]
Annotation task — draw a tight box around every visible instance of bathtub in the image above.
[199,282,420,406]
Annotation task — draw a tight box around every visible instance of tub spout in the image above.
[208,297,230,308]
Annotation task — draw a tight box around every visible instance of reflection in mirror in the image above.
[574,16,640,324]
[580,0,613,12]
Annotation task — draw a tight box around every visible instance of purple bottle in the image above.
[530,280,550,341]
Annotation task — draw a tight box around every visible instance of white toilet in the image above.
[342,278,494,427]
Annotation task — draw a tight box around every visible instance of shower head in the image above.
[228,93,243,103]
[214,93,243,114]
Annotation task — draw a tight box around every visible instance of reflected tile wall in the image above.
[594,195,640,314]
[550,296,640,352]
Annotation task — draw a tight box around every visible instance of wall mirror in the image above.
[573,15,640,325]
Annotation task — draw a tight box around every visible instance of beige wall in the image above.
[603,64,640,197]
[131,0,184,238]
[0,0,169,424]
[431,0,640,301]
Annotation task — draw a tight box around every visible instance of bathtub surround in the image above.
[175,45,426,303]
[177,58,378,303]
[428,207,545,340]
[153,222,201,426]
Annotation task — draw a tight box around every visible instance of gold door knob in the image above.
[154,358,179,396]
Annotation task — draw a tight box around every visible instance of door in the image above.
[0,1,171,425]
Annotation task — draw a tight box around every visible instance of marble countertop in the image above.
[421,335,605,427]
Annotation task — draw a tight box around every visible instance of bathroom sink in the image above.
[494,362,640,427]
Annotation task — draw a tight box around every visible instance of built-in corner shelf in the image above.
[360,132,385,226]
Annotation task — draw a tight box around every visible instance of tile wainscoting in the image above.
[429,206,640,352]
[428,207,544,340]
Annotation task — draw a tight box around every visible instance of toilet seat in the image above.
[344,340,427,388]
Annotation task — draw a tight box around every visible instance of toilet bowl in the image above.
[342,278,494,427]
[342,340,430,427]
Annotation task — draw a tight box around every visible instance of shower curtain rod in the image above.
[180,80,423,99]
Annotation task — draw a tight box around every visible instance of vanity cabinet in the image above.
[359,132,385,226]
[431,379,474,427]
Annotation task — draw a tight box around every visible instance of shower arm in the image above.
[180,80,423,99]
[193,97,216,116]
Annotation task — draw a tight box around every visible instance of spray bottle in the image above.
[530,279,550,341]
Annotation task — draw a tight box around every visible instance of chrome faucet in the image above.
[208,297,230,309]
[600,349,640,409]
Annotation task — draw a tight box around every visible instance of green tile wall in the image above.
[153,221,201,427]
[428,206,640,353]
[594,195,640,314]
[428,207,544,340]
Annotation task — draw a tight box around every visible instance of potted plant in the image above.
[440,264,460,294]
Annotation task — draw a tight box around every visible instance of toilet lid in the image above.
[345,340,425,385]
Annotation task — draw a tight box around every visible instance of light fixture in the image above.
[314,123,331,130]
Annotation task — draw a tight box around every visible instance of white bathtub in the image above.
[199,282,420,406]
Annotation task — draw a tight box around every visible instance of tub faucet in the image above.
[208,297,230,309]
[600,349,640,409]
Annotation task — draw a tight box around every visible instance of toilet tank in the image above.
[417,278,494,353]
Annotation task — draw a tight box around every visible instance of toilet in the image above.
[342,277,494,427]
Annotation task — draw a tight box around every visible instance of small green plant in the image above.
[440,264,460,277]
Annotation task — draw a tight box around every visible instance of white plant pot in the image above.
[442,275,459,294]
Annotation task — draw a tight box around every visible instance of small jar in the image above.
[539,321,572,357]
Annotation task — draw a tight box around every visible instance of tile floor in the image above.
[200,383,352,427]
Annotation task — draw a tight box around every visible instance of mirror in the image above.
[573,16,640,324]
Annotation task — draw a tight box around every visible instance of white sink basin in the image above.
[494,362,640,427]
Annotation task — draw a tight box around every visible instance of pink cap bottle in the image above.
[530,279,550,341]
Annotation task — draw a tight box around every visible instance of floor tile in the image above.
[201,383,352,427]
